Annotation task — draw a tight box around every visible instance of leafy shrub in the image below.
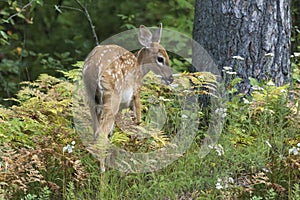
[219,74,300,198]
[0,72,87,199]
[0,64,217,198]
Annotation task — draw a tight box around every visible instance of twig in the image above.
[74,0,99,45]
[55,5,83,13]
[55,0,100,46]
[6,0,35,21]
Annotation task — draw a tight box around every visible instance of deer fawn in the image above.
[82,24,173,171]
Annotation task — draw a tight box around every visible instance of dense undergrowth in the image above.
[0,60,300,199]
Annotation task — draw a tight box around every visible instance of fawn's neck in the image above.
[136,48,152,77]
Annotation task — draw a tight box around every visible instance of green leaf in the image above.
[17,13,26,20]
[0,31,8,40]
[249,77,259,86]
[21,49,29,57]
[231,77,242,86]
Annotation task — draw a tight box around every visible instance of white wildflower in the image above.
[215,144,224,156]
[159,96,171,102]
[215,108,227,118]
[63,146,67,153]
[222,112,227,118]
[228,177,234,184]
[216,177,234,190]
[223,66,232,71]
[265,53,274,57]
[289,143,300,156]
[232,55,245,61]
[262,167,270,173]
[265,140,272,148]
[209,144,224,156]
[266,81,275,86]
[252,86,264,91]
[226,71,237,75]
[63,142,75,154]
[216,179,223,190]
[289,147,299,156]
[242,98,250,104]
[181,114,188,119]
[293,52,300,57]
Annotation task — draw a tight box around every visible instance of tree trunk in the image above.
[192,0,292,94]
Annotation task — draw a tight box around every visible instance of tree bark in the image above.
[192,0,292,94]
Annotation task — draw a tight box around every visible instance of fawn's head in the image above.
[136,24,173,85]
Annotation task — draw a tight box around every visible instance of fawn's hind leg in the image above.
[95,90,121,172]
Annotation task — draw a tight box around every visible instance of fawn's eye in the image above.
[157,56,164,64]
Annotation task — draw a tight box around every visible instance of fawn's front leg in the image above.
[133,89,141,125]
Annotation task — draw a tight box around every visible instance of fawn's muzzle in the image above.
[162,75,174,85]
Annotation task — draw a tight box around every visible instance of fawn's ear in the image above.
[152,23,162,43]
[138,25,152,48]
